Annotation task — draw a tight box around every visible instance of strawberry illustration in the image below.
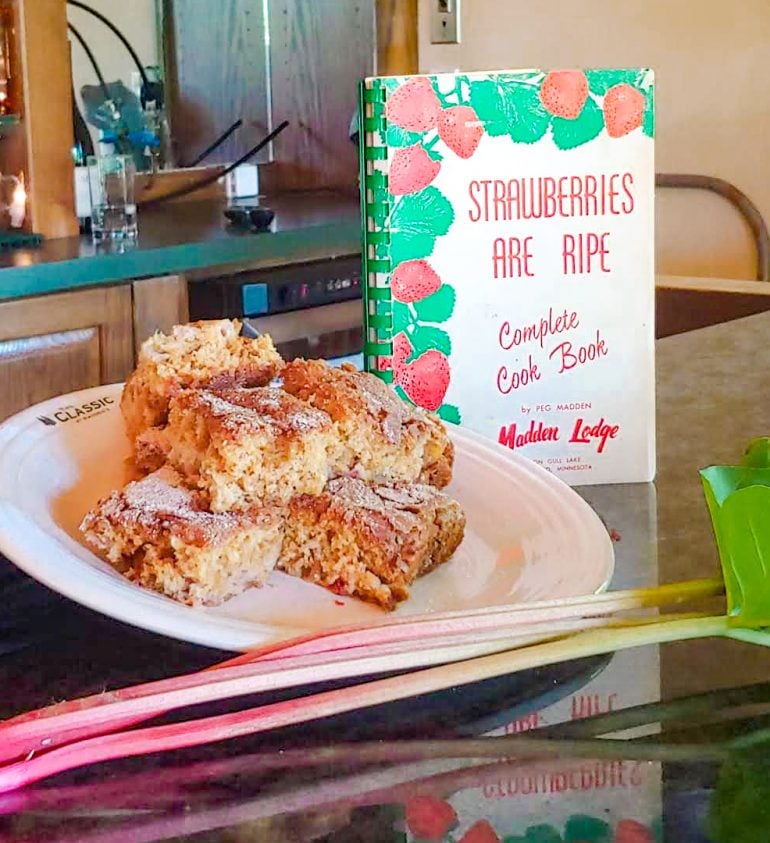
[539,70,589,119]
[400,349,450,411]
[389,144,441,195]
[437,105,484,158]
[392,331,413,383]
[603,83,645,137]
[614,819,654,843]
[404,795,457,840]
[391,259,442,303]
[385,77,442,132]
[459,819,501,843]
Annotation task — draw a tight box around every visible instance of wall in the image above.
[418,0,770,281]
[68,0,158,144]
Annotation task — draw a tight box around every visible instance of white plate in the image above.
[0,385,613,652]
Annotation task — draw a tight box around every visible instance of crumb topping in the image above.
[175,386,332,439]
[86,467,279,546]
[282,359,427,444]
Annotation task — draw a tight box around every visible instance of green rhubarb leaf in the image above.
[585,69,648,95]
[707,753,770,843]
[743,437,770,468]
[409,324,451,356]
[437,403,461,424]
[389,187,455,264]
[386,124,423,147]
[413,284,456,323]
[700,466,770,628]
[470,76,551,143]
[551,96,604,150]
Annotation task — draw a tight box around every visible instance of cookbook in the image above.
[359,68,655,485]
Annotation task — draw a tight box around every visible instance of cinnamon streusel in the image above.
[281,359,453,488]
[80,467,283,606]
[279,477,465,609]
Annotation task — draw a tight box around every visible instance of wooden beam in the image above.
[15,0,78,238]
[376,0,418,76]
[132,275,189,356]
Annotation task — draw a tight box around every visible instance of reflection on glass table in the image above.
[0,311,768,841]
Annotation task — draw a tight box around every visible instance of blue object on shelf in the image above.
[242,283,268,315]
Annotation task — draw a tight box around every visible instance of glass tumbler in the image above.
[87,154,137,241]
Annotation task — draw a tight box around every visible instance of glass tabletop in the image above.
[1,312,769,842]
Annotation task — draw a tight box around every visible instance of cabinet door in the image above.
[0,286,133,422]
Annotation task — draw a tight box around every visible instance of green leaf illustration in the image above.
[523,825,563,843]
[643,87,655,137]
[386,124,423,147]
[564,815,611,843]
[585,69,648,95]
[413,284,456,323]
[392,300,413,333]
[389,187,455,264]
[409,324,451,356]
[382,77,401,95]
[470,77,551,143]
[438,403,461,424]
[551,96,604,149]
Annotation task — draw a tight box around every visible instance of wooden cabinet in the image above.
[0,276,190,422]
[131,275,189,357]
[0,286,134,421]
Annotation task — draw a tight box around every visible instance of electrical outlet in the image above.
[430,0,460,44]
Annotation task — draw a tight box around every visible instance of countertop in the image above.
[0,312,769,840]
[0,191,361,303]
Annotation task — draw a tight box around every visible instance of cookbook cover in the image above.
[359,68,655,485]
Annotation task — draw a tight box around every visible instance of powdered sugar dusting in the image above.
[284,359,432,445]
[327,476,439,514]
[111,467,274,544]
[191,387,332,438]
[123,467,196,515]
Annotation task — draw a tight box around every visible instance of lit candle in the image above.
[9,174,25,228]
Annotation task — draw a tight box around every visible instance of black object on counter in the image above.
[224,205,276,233]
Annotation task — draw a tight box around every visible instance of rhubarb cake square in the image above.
[279,477,466,609]
[163,386,335,511]
[281,360,454,488]
[80,467,283,607]
[121,319,284,447]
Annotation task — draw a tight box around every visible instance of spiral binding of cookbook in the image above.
[359,80,393,383]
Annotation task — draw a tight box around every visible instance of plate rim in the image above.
[0,384,615,651]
